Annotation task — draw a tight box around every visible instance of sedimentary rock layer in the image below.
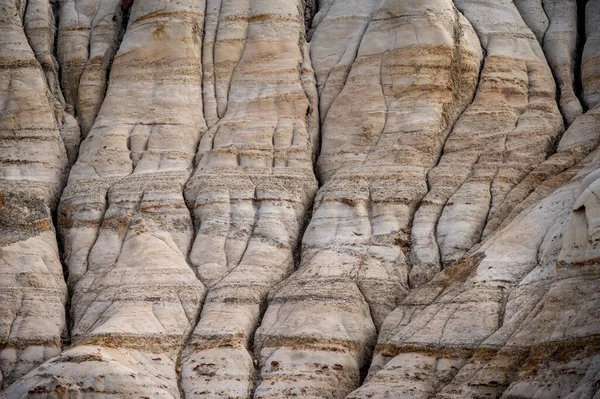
[583,0,600,109]
[253,1,482,397]
[410,0,564,287]
[57,0,124,136]
[180,0,319,396]
[0,0,73,388]
[23,0,81,163]
[309,0,382,120]
[2,1,207,396]
[0,0,599,397]
[349,111,600,398]
[514,0,582,125]
[350,1,600,394]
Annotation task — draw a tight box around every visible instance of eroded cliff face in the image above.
[0,0,598,398]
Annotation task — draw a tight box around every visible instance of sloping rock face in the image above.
[0,0,76,389]
[0,0,598,398]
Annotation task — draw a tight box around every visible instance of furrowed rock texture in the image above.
[485,2,600,240]
[348,163,599,399]
[2,0,207,396]
[57,0,124,137]
[253,1,482,397]
[349,106,600,399]
[180,0,319,397]
[1,0,600,397]
[0,0,73,388]
[350,2,600,397]
[514,0,583,125]
[308,0,383,121]
[23,0,81,163]
[409,0,564,287]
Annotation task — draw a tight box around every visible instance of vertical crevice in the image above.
[212,0,223,120]
[53,185,72,346]
[177,6,213,393]
[59,256,73,347]
[103,0,132,101]
[48,0,75,350]
[358,341,375,385]
[293,197,313,271]
[575,0,588,111]
[303,0,316,40]
[247,296,268,397]
[412,7,485,281]
[176,303,203,399]
[50,0,63,101]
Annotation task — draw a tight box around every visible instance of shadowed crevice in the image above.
[575,0,589,112]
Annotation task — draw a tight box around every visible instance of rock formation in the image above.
[253,0,482,397]
[0,0,598,397]
[57,0,123,136]
[3,1,207,395]
[0,0,74,389]
[180,0,318,396]
[584,0,600,110]
[410,0,565,286]
[514,0,583,125]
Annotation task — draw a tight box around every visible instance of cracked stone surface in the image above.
[253,0,482,396]
[0,0,599,397]
[514,0,583,125]
[179,0,319,396]
[57,0,123,137]
[409,0,565,287]
[0,0,73,389]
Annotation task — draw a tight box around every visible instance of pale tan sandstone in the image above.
[23,0,63,103]
[493,162,600,399]
[513,0,548,43]
[309,0,383,120]
[0,0,70,388]
[542,0,583,125]
[350,127,600,399]
[514,0,583,125]
[57,0,123,136]
[497,154,600,398]
[485,0,600,239]
[0,0,599,397]
[466,24,600,391]
[435,87,600,399]
[180,0,319,396]
[1,0,206,396]
[484,105,600,238]
[350,23,600,394]
[410,0,564,287]
[253,1,482,397]
[22,0,80,163]
[200,0,246,128]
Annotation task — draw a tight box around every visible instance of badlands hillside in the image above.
[1,0,600,397]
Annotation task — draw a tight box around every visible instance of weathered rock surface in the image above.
[583,0,600,110]
[514,0,583,125]
[410,0,564,287]
[180,0,319,396]
[2,0,206,396]
[350,111,600,398]
[253,1,482,397]
[0,0,599,398]
[0,0,73,388]
[350,1,600,395]
[57,0,123,136]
